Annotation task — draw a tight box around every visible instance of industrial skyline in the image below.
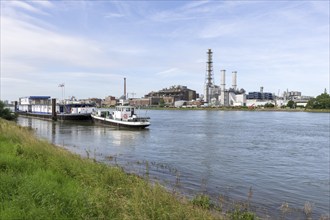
[1,1,329,101]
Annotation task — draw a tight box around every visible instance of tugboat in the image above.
[91,105,150,129]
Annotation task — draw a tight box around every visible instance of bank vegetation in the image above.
[0,119,257,220]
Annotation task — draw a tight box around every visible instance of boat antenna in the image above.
[124,77,126,100]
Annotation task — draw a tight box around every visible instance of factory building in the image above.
[128,98,151,107]
[102,96,117,107]
[245,87,276,107]
[145,85,197,106]
[281,90,313,107]
[247,92,274,100]
[203,49,246,107]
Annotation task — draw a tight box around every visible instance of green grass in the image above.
[0,119,223,219]
[0,119,260,219]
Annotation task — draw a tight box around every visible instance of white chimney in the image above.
[232,71,237,90]
[221,70,226,91]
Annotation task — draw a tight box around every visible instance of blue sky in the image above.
[1,0,329,101]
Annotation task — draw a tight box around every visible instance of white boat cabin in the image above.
[113,106,136,120]
[94,106,139,121]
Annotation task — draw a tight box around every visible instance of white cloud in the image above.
[1,16,114,73]
[31,0,54,9]
[156,68,179,77]
[5,1,50,15]
[182,1,210,10]
[104,13,125,18]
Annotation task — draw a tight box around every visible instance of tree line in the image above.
[305,92,330,109]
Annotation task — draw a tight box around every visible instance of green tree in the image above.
[286,100,295,109]
[159,98,165,107]
[306,93,330,109]
[264,103,275,108]
[0,101,17,120]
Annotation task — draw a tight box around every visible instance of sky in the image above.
[1,0,329,101]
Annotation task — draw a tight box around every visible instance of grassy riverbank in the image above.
[0,119,235,219]
[0,119,217,219]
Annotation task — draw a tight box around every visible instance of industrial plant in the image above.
[203,49,246,107]
[101,49,314,108]
[3,49,317,109]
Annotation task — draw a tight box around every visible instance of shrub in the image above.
[192,194,211,209]
[0,101,17,120]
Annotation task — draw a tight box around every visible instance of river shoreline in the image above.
[143,106,330,113]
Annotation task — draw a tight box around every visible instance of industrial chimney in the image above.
[204,49,214,103]
[232,71,237,90]
[221,70,226,92]
[220,70,226,106]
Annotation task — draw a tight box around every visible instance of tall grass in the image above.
[0,119,222,219]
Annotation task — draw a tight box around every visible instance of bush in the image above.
[0,101,17,120]
[192,194,211,209]
[264,103,275,108]
[228,209,257,220]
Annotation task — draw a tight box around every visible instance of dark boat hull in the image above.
[17,111,91,121]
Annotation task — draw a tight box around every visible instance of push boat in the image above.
[91,105,150,129]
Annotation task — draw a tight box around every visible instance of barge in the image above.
[16,96,95,121]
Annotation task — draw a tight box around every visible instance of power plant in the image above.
[203,49,245,106]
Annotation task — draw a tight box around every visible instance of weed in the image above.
[279,202,290,219]
[303,201,313,219]
[228,208,257,220]
[192,194,212,209]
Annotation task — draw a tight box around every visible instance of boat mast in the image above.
[124,77,126,100]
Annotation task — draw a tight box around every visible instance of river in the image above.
[17,110,330,219]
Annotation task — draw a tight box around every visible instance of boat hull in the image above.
[17,111,92,121]
[92,115,150,129]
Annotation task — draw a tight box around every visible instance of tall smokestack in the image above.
[124,77,127,99]
[204,49,214,103]
[221,70,226,91]
[232,71,237,90]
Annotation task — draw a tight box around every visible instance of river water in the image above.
[17,110,330,219]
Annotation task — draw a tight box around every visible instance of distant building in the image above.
[145,85,197,106]
[247,92,274,100]
[245,87,275,107]
[102,96,117,107]
[230,93,247,106]
[81,98,102,107]
[281,90,313,107]
[129,98,150,107]
[174,100,203,108]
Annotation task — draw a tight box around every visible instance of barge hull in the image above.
[17,111,91,121]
